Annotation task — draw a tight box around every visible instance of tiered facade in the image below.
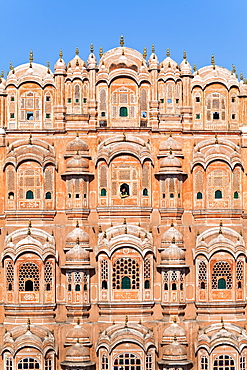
[0,39,247,369]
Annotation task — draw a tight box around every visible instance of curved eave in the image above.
[61,171,94,177]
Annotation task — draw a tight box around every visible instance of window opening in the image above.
[17,358,40,369]
[102,280,108,289]
[10,113,15,119]
[19,262,39,291]
[197,192,203,199]
[213,112,220,120]
[213,355,235,370]
[240,356,246,370]
[26,190,34,199]
[146,353,152,370]
[112,258,139,289]
[143,188,148,196]
[45,191,52,199]
[6,357,13,370]
[196,97,200,102]
[27,112,34,120]
[144,280,150,289]
[113,353,141,370]
[102,354,109,370]
[120,183,129,197]
[101,188,107,196]
[215,190,222,199]
[8,192,14,199]
[120,107,128,117]
[196,114,201,119]
[121,276,131,289]
[201,356,208,370]
[167,99,172,104]
[212,261,232,289]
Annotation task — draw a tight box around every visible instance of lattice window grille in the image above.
[142,165,149,188]
[213,355,235,370]
[6,357,13,370]
[7,170,15,191]
[201,356,208,370]
[171,271,178,282]
[6,261,14,285]
[212,261,232,289]
[75,272,82,283]
[144,258,151,279]
[101,259,108,280]
[44,262,52,284]
[240,356,246,370]
[237,260,244,282]
[198,261,207,284]
[100,165,108,188]
[195,170,204,193]
[102,354,109,370]
[140,89,147,111]
[45,357,52,370]
[67,272,72,282]
[17,358,40,369]
[163,271,169,282]
[112,258,140,289]
[19,262,39,291]
[99,88,107,111]
[45,169,53,192]
[145,353,152,370]
[113,353,141,368]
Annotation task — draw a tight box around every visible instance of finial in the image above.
[125,315,128,327]
[220,219,223,227]
[90,43,94,53]
[183,50,187,60]
[143,47,147,59]
[169,147,173,155]
[76,237,79,244]
[125,227,127,234]
[99,225,102,233]
[27,228,31,236]
[29,50,33,68]
[173,316,177,323]
[166,48,170,57]
[52,230,54,236]
[27,318,30,331]
[76,220,79,227]
[152,44,155,54]
[174,334,177,342]
[123,132,126,141]
[172,236,175,244]
[193,63,197,72]
[169,131,172,137]
[9,62,13,71]
[211,54,215,69]
[215,134,218,144]
[99,46,103,58]
[76,59,79,67]
[28,220,32,228]
[221,316,225,329]
[120,35,124,47]
[123,218,126,224]
[59,49,63,61]
[240,72,243,80]
[103,231,107,238]
[0,70,4,78]
[75,47,79,56]
[77,317,80,325]
[171,221,174,227]
[46,61,50,73]
[240,230,243,236]
[232,64,236,74]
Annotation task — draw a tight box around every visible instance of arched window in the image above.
[74,84,80,103]
[101,188,107,196]
[75,284,80,291]
[6,261,14,291]
[213,355,235,370]
[112,258,139,289]
[121,276,131,289]
[197,192,203,199]
[102,280,108,289]
[237,260,244,289]
[144,280,150,289]
[45,191,52,199]
[146,353,152,370]
[17,358,40,369]
[212,261,232,289]
[218,277,226,289]
[120,183,129,197]
[172,283,177,290]
[68,284,72,291]
[6,357,13,370]
[45,356,53,370]
[102,354,109,369]
[213,112,220,120]
[164,283,168,290]
[8,192,14,199]
[215,190,222,199]
[198,261,207,289]
[44,261,53,290]
[120,107,128,117]
[201,355,208,370]
[19,262,39,292]
[26,190,34,199]
[113,353,141,369]
[234,191,239,199]
[143,188,148,196]
[25,280,34,291]
[240,356,246,370]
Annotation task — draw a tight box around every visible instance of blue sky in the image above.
[1,0,246,78]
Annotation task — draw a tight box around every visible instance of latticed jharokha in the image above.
[1,38,247,369]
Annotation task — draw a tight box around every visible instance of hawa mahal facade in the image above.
[0,37,247,370]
